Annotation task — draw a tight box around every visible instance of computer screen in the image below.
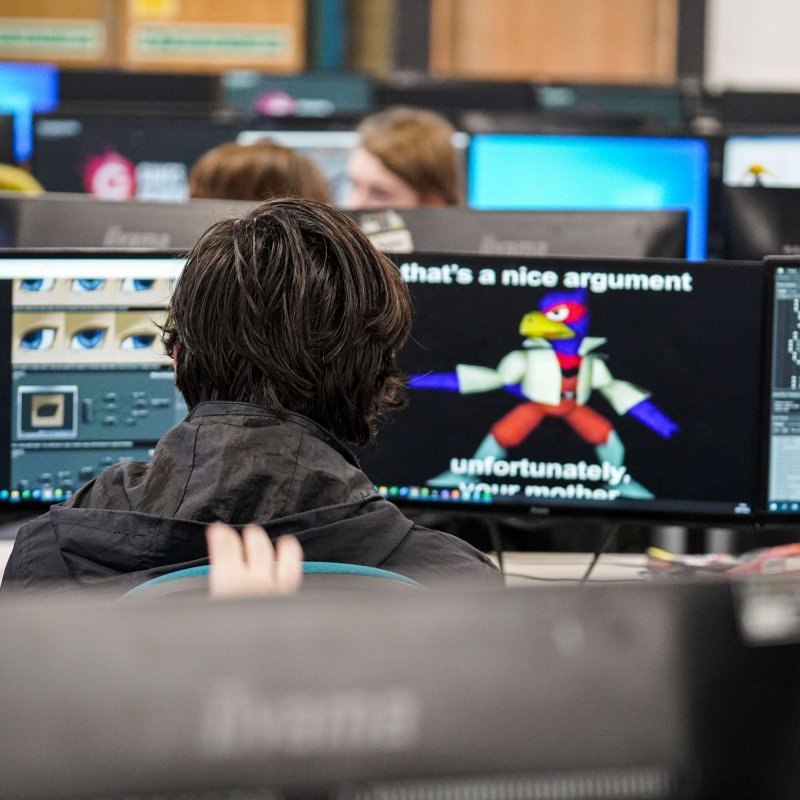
[32,115,241,202]
[359,253,764,519]
[32,114,359,204]
[0,251,767,518]
[351,208,687,259]
[0,191,253,249]
[0,116,14,166]
[722,186,800,259]
[467,134,710,260]
[223,70,373,117]
[0,252,184,504]
[766,259,800,514]
[2,581,798,800]
[0,62,59,163]
[723,135,800,188]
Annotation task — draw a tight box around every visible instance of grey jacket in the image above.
[2,401,500,593]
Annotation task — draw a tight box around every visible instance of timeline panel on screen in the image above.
[360,254,765,519]
[767,264,800,512]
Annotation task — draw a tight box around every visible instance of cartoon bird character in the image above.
[413,288,679,498]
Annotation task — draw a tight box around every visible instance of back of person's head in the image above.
[188,141,332,204]
[347,106,462,208]
[163,199,413,445]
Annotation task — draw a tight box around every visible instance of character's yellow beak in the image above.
[519,311,575,340]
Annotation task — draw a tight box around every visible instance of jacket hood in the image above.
[49,496,416,592]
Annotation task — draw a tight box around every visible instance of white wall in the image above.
[706,0,800,91]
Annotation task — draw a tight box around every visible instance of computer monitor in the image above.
[32,114,360,204]
[535,84,687,128]
[32,114,241,202]
[719,90,800,127]
[59,69,219,114]
[235,129,360,205]
[467,134,710,260]
[359,253,764,520]
[722,186,800,259]
[0,115,14,166]
[765,258,800,515]
[723,134,800,187]
[0,251,184,504]
[351,208,687,259]
[0,192,253,249]
[223,70,373,117]
[0,62,59,163]
[376,76,534,114]
[1,580,798,800]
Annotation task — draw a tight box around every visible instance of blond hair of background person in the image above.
[346,107,463,209]
[189,140,332,204]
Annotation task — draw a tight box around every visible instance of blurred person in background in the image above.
[346,107,463,209]
[189,140,332,204]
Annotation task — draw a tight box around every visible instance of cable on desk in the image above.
[503,572,644,584]
[579,521,620,585]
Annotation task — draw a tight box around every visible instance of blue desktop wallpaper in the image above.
[0,63,59,162]
[468,135,709,260]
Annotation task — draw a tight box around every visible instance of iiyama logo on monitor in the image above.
[479,234,549,256]
[102,225,172,248]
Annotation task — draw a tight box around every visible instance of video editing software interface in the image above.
[0,254,184,504]
[359,254,765,518]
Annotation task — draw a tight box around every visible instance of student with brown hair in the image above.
[188,140,332,204]
[3,199,499,592]
[346,107,463,209]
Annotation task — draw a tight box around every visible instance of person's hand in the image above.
[205,523,303,598]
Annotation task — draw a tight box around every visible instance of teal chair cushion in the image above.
[120,562,421,601]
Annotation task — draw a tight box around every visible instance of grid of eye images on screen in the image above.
[6,257,184,503]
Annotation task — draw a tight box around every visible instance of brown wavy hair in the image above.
[358,106,463,206]
[162,199,413,445]
[188,140,332,204]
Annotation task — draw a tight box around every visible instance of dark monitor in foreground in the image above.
[723,186,800,259]
[468,134,710,260]
[0,192,253,249]
[360,253,764,520]
[352,208,688,259]
[1,580,799,800]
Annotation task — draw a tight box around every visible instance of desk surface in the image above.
[0,539,647,588]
